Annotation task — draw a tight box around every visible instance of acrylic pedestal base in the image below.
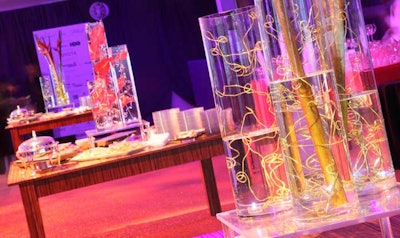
[217,184,400,238]
[47,103,74,113]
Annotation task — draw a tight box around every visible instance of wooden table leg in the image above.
[201,158,222,216]
[20,183,46,238]
[8,128,22,153]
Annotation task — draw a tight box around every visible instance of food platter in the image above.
[15,142,81,168]
[175,128,206,141]
[70,141,147,162]
[7,113,43,125]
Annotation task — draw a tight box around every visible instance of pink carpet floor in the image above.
[2,156,400,237]
[0,155,235,238]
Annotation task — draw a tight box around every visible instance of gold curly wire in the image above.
[217,80,289,202]
[204,10,262,77]
[263,14,280,41]
[347,93,388,182]
[266,2,331,79]
[224,131,289,202]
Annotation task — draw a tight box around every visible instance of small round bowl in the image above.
[146,133,170,147]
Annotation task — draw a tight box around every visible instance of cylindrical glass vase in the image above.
[199,6,292,217]
[108,44,142,125]
[34,33,70,107]
[341,0,397,196]
[256,0,359,222]
[49,65,69,106]
[39,75,55,112]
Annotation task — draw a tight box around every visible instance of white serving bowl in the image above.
[146,133,169,147]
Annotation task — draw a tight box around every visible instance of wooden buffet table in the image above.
[7,133,225,238]
[5,110,94,152]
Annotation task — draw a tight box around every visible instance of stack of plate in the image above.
[201,108,220,134]
[152,108,183,140]
[180,107,204,131]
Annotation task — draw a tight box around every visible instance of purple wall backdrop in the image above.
[0,0,217,122]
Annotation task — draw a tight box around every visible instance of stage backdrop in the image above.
[0,0,217,124]
[33,23,95,138]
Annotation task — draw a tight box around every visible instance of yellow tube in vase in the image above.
[272,0,348,207]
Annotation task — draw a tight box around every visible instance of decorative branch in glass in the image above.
[86,21,123,130]
[199,6,292,217]
[35,30,70,106]
[339,0,397,196]
[255,0,359,222]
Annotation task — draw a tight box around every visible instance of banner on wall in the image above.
[33,23,95,104]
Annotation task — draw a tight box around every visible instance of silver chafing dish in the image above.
[7,105,39,125]
[16,131,59,171]
[9,105,31,119]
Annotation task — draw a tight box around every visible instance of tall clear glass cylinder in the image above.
[109,44,142,125]
[199,6,292,217]
[49,64,69,106]
[39,75,55,112]
[341,0,397,196]
[256,0,359,222]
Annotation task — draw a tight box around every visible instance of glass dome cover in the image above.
[17,131,58,161]
[9,105,31,120]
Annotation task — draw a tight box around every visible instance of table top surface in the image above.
[7,133,223,186]
[5,109,93,130]
[217,184,400,237]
